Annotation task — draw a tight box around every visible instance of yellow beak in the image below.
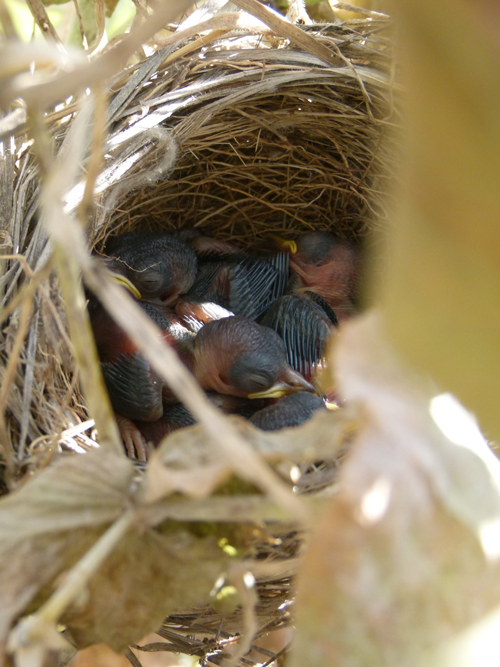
[107,271,142,300]
[248,372,315,400]
[268,234,298,255]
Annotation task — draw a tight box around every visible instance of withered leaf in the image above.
[0,449,133,658]
[1,446,232,657]
[143,411,350,505]
[60,527,228,651]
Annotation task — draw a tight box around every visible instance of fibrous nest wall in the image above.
[95,23,394,247]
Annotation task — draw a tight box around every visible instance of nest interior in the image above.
[1,17,394,461]
[0,13,394,665]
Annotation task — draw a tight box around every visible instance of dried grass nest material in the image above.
[0,14,395,665]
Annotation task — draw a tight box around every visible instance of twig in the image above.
[71,0,87,48]
[25,0,64,47]
[222,566,258,667]
[0,296,33,474]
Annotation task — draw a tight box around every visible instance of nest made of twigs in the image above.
[0,12,394,665]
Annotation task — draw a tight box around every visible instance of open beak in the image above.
[268,234,297,255]
[248,369,315,399]
[108,271,142,300]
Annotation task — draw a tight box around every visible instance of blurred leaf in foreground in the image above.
[428,604,500,667]
[380,0,500,443]
[290,314,500,667]
[0,403,348,664]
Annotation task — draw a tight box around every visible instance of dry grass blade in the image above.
[155,12,272,48]
[222,565,259,667]
[231,0,343,67]
[0,295,32,473]
[30,101,124,456]
[78,86,107,225]
[0,0,193,109]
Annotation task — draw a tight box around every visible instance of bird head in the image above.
[105,233,198,305]
[193,316,315,399]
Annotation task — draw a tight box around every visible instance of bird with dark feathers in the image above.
[250,392,326,431]
[184,251,289,321]
[89,228,359,458]
[273,230,360,316]
[259,292,338,383]
[104,232,198,305]
[90,299,194,422]
[175,299,234,332]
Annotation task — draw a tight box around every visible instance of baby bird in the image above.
[90,299,194,419]
[273,230,360,316]
[192,316,315,399]
[104,232,198,305]
[184,252,289,321]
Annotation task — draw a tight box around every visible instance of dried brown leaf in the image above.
[0,445,231,660]
[380,0,500,443]
[0,449,133,657]
[143,411,351,506]
[60,526,228,651]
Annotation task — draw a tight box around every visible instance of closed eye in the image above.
[135,270,163,295]
[243,373,273,393]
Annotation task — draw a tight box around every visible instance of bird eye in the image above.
[134,270,163,296]
[242,372,273,393]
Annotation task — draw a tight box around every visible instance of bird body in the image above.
[185,252,289,321]
[89,228,358,458]
[90,300,194,420]
[259,292,338,383]
[132,393,264,448]
[175,299,234,331]
[250,392,325,431]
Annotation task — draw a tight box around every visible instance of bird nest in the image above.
[0,8,395,666]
